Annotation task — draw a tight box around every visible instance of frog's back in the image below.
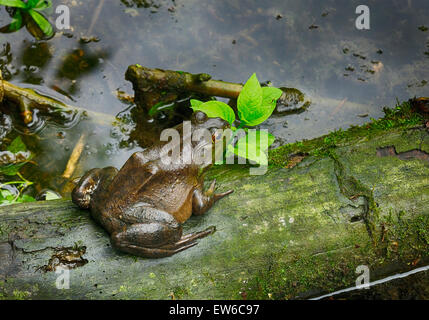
[134,164,199,223]
[91,157,200,224]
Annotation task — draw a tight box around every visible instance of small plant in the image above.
[0,0,53,38]
[191,73,282,165]
[0,136,35,205]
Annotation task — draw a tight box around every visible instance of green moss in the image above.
[378,212,429,261]
[0,284,32,300]
[269,100,424,167]
[245,209,429,299]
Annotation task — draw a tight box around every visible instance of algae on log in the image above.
[0,126,428,299]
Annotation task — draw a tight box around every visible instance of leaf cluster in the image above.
[0,136,35,206]
[191,73,282,165]
[0,0,53,37]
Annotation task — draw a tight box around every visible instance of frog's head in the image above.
[191,111,230,168]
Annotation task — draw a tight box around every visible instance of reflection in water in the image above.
[19,41,53,85]
[54,45,111,96]
[120,0,163,9]
[0,43,14,80]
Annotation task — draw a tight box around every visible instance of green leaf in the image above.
[243,103,276,126]
[0,188,35,205]
[231,130,275,165]
[0,163,25,176]
[148,101,174,117]
[191,100,236,125]
[0,189,15,205]
[262,86,283,107]
[239,86,282,126]
[0,189,12,199]
[28,9,53,37]
[231,140,267,165]
[0,0,26,8]
[1,137,31,176]
[9,10,23,32]
[190,99,203,109]
[33,0,52,11]
[44,190,60,200]
[18,194,35,203]
[237,73,263,125]
[7,136,27,153]
[26,0,39,9]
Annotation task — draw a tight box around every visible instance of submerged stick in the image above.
[0,70,116,126]
[125,65,244,111]
[87,0,105,35]
[62,134,86,179]
[125,64,312,113]
[126,65,243,99]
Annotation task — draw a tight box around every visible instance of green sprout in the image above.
[0,136,35,206]
[0,0,54,38]
[191,73,282,165]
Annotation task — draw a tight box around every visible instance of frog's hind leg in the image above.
[110,216,215,258]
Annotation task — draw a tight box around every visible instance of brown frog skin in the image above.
[72,112,233,258]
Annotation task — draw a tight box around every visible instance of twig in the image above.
[87,0,105,35]
[62,134,86,179]
[0,71,116,126]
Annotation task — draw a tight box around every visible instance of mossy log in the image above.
[0,125,428,299]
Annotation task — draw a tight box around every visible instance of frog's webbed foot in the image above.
[193,179,233,215]
[111,224,215,258]
[207,179,234,200]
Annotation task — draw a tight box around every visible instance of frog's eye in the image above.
[194,111,208,124]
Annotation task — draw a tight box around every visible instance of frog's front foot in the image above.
[192,179,233,215]
[111,223,215,258]
[207,179,234,201]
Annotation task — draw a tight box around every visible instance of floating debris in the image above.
[353,53,366,60]
[79,36,101,44]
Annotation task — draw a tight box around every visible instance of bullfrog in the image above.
[72,112,233,258]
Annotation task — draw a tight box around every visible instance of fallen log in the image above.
[0,112,428,299]
[125,64,314,114]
